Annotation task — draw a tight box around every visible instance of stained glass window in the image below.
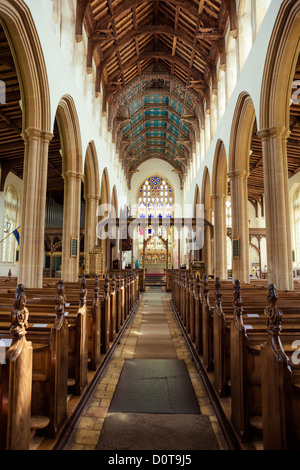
[138,176,174,218]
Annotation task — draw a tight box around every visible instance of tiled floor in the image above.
[64,288,228,450]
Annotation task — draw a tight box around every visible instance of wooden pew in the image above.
[261,285,300,450]
[202,276,214,372]
[109,275,117,342]
[0,272,136,374]
[171,268,300,449]
[87,276,101,371]
[230,282,300,443]
[0,293,84,394]
[213,277,231,398]
[0,277,92,395]
[0,286,33,450]
[201,277,300,400]
[101,275,111,354]
[0,282,69,439]
[194,276,203,355]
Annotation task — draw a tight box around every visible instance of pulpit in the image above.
[85,246,104,277]
[191,261,206,279]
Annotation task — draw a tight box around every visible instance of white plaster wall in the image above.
[0,172,23,276]
[184,0,282,206]
[24,0,127,213]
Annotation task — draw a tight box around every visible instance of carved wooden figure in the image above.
[0,285,32,450]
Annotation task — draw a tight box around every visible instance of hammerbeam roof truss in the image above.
[77,0,237,184]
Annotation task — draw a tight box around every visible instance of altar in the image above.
[145,263,167,274]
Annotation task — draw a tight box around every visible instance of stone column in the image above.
[203,207,213,276]
[84,194,99,254]
[18,128,53,288]
[258,127,293,291]
[212,194,227,280]
[61,170,82,282]
[229,169,250,284]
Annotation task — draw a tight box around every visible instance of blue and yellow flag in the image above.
[13,227,20,245]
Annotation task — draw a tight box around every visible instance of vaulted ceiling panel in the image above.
[79,0,234,187]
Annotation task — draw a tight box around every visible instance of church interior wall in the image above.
[0,171,23,276]
[184,0,282,206]
[25,0,127,205]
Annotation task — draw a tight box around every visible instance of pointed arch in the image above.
[84,141,100,199]
[84,141,100,255]
[111,185,118,217]
[260,1,300,130]
[229,93,256,284]
[193,184,200,220]
[100,168,111,206]
[0,0,52,288]
[212,139,228,197]
[212,140,228,280]
[201,167,212,212]
[229,92,256,175]
[201,167,213,276]
[0,0,51,132]
[55,95,83,282]
[258,0,300,290]
[56,95,83,176]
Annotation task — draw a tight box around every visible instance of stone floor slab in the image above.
[96,413,220,450]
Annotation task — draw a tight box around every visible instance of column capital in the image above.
[84,194,100,202]
[41,130,54,143]
[228,169,249,180]
[62,171,84,181]
[211,193,226,200]
[22,127,42,142]
[269,125,290,139]
[258,126,290,140]
[22,127,53,143]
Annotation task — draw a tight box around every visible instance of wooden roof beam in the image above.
[94,0,213,32]
[76,0,89,41]
[92,25,214,67]
[0,110,21,136]
[107,0,126,86]
[198,0,205,15]
[226,0,238,38]
[110,51,206,86]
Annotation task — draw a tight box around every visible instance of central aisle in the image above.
[65,288,228,451]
